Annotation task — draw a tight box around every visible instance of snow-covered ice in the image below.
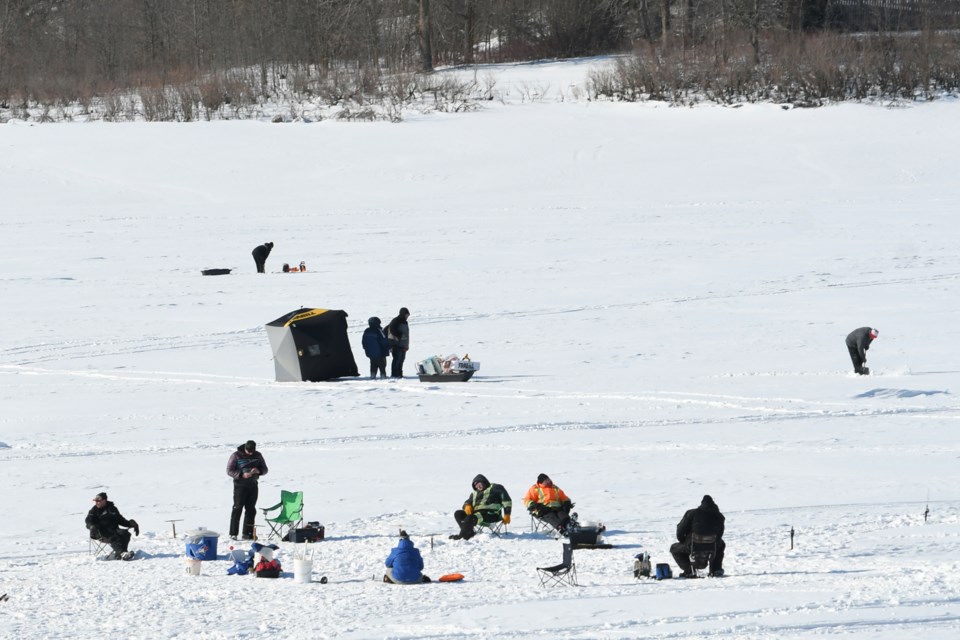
[1,59,959,639]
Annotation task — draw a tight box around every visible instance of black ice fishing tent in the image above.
[265,308,359,382]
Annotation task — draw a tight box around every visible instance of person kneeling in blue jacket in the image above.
[384,531,431,584]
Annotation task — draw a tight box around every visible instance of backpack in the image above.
[255,558,281,578]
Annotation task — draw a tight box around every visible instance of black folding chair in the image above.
[537,543,578,587]
[689,533,717,577]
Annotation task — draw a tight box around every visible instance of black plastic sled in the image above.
[417,371,475,382]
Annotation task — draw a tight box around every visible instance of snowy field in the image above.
[2,58,960,639]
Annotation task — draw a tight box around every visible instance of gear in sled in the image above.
[416,353,480,382]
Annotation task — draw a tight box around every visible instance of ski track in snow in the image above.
[4,269,959,367]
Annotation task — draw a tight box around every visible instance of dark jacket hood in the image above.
[368,317,381,328]
[701,495,719,510]
[472,474,490,489]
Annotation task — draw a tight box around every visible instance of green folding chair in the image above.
[260,490,304,540]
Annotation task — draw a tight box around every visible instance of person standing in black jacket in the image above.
[386,307,411,378]
[845,327,878,375]
[85,492,139,560]
[670,494,726,577]
[252,242,274,273]
[226,440,269,540]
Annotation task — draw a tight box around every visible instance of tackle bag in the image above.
[634,553,651,578]
[569,526,603,546]
[255,558,281,578]
[284,525,324,543]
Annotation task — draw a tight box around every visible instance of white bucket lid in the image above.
[185,529,219,537]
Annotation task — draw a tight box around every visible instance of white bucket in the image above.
[293,558,313,584]
[184,557,201,576]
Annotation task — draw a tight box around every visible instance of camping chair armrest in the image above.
[260,502,282,515]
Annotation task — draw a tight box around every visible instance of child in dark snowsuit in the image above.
[362,317,389,379]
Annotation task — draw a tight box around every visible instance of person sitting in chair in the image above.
[383,531,430,584]
[670,494,725,577]
[85,492,139,561]
[524,473,574,535]
[450,474,512,540]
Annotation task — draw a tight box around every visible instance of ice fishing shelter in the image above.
[266,308,359,382]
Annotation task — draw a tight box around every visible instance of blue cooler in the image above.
[185,528,219,561]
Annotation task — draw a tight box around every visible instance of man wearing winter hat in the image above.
[85,492,139,560]
[450,474,512,540]
[845,327,879,375]
[252,241,274,273]
[523,473,574,536]
[226,440,269,540]
[670,495,726,578]
[386,307,411,378]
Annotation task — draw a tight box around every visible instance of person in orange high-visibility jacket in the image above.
[524,473,574,535]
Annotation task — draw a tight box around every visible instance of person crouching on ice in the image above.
[384,531,430,584]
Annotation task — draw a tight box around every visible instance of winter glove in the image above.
[561,500,573,512]
[129,519,140,536]
[502,514,511,525]
[463,504,473,516]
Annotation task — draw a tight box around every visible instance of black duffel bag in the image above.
[284,526,324,543]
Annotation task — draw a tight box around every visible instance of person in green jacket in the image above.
[450,474,512,540]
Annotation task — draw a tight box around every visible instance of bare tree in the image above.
[419,0,433,71]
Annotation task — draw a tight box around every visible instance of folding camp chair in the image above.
[260,490,304,540]
[88,538,109,557]
[537,543,578,587]
[530,513,552,534]
[689,533,717,577]
[474,517,506,537]
[531,508,578,536]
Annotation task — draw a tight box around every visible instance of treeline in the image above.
[2,0,959,117]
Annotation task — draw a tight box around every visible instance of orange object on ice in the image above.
[439,573,464,582]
